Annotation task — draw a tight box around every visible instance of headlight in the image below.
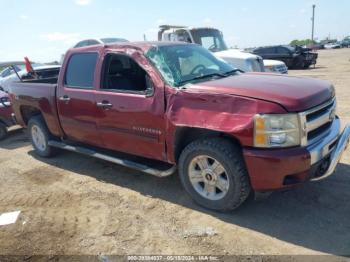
[254,114,301,148]
[264,65,275,72]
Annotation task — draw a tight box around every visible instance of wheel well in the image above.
[20,106,42,125]
[174,127,241,162]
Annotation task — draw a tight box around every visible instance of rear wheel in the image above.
[178,138,251,211]
[0,123,7,141]
[28,116,57,157]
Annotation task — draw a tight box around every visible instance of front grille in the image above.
[307,122,332,141]
[306,102,334,122]
[299,98,336,146]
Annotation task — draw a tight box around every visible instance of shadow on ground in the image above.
[0,128,29,150]
[27,147,350,256]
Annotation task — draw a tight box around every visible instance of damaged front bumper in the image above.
[309,123,350,181]
[243,118,350,191]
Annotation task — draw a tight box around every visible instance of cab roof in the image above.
[68,41,192,54]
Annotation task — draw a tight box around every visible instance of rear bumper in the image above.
[243,118,350,191]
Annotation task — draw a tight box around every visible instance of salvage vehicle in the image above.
[10,42,350,211]
[324,43,341,49]
[0,90,15,140]
[158,25,288,74]
[253,45,318,69]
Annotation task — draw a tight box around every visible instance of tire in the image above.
[294,56,305,69]
[178,138,251,211]
[303,63,311,69]
[28,115,57,157]
[0,123,7,141]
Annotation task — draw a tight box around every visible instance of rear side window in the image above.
[65,53,98,88]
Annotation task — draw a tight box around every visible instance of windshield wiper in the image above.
[177,69,243,87]
[178,72,228,86]
[223,68,244,75]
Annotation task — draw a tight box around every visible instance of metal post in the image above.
[311,4,316,42]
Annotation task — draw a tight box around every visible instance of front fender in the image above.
[165,90,287,162]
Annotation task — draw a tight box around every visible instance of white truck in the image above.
[158,26,288,74]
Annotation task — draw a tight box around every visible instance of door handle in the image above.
[97,101,113,109]
[59,95,71,102]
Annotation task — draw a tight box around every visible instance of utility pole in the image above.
[311,4,316,42]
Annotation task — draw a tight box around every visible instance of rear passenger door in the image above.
[57,52,103,146]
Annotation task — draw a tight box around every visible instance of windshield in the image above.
[190,29,228,52]
[146,44,237,87]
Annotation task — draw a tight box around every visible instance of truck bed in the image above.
[10,80,63,137]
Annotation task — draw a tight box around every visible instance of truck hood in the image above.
[187,73,334,112]
[263,59,285,66]
[214,49,260,60]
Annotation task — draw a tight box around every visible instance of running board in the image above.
[48,141,176,177]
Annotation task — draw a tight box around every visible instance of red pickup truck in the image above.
[10,42,350,211]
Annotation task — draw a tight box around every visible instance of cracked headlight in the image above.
[254,114,301,148]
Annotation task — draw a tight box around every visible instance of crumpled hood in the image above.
[187,73,334,112]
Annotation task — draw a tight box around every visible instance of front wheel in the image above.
[28,116,57,157]
[178,138,251,211]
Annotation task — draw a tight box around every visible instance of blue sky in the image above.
[1,0,349,62]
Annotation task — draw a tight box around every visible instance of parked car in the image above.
[10,42,350,211]
[0,90,15,140]
[158,26,287,74]
[60,37,130,64]
[0,64,60,92]
[253,45,318,69]
[0,65,25,80]
[340,39,350,48]
[324,43,342,49]
[73,38,129,48]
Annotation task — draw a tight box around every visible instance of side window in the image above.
[277,47,290,55]
[175,30,192,43]
[102,54,151,93]
[256,48,269,54]
[74,41,84,48]
[88,40,100,46]
[65,53,98,89]
[265,47,275,54]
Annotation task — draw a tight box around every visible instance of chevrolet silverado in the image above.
[9,42,350,211]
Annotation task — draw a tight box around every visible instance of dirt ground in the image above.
[0,49,350,257]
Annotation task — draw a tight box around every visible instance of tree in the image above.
[290,39,316,46]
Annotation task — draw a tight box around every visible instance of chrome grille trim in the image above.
[299,98,336,146]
